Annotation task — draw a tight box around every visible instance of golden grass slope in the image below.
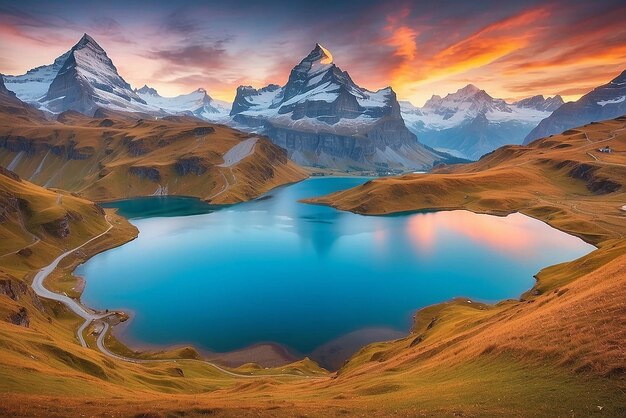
[0,107,308,204]
[0,118,625,416]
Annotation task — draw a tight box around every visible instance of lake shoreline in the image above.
[66,177,595,371]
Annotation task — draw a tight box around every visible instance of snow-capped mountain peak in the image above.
[312,43,333,64]
[401,84,564,160]
[3,34,230,121]
[457,83,480,95]
[513,94,563,112]
[74,33,103,51]
[422,84,508,120]
[41,33,149,115]
[136,86,228,119]
[229,44,448,171]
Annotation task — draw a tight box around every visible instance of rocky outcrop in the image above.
[42,215,71,238]
[175,157,208,175]
[0,278,28,301]
[129,166,161,182]
[190,126,215,136]
[126,139,150,157]
[0,191,19,222]
[17,247,33,257]
[0,135,94,160]
[0,272,45,321]
[8,307,29,327]
[0,75,16,98]
[556,160,622,194]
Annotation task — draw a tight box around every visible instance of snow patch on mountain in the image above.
[598,95,625,106]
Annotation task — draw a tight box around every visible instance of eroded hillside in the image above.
[0,107,307,204]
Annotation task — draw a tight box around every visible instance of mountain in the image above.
[135,85,230,121]
[2,51,70,102]
[0,74,47,121]
[0,75,15,98]
[524,70,626,144]
[0,105,306,203]
[513,94,563,112]
[401,85,563,160]
[40,34,151,115]
[3,34,228,121]
[230,44,452,171]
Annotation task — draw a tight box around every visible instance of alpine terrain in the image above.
[401,84,563,160]
[230,44,456,171]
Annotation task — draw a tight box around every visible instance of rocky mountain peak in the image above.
[309,43,334,65]
[458,84,481,95]
[294,44,335,75]
[608,69,626,86]
[41,34,147,115]
[514,94,564,112]
[136,85,159,96]
[73,33,104,52]
[0,75,16,98]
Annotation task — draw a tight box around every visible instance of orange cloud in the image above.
[386,6,551,97]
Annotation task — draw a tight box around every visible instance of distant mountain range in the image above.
[401,85,563,160]
[135,85,230,121]
[2,33,625,170]
[524,70,626,144]
[229,44,457,171]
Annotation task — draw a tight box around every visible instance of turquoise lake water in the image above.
[79,177,594,369]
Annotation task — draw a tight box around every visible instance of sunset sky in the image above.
[0,0,624,105]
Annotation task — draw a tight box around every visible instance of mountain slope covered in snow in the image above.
[3,51,71,102]
[40,34,151,115]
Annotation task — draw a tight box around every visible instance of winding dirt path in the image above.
[30,217,323,379]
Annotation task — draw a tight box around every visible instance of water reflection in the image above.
[79,177,595,370]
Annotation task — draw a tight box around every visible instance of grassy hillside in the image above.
[0,107,308,204]
[0,119,625,416]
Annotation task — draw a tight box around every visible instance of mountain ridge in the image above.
[524,70,626,144]
[401,84,564,159]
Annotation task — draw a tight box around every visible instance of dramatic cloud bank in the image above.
[0,0,624,104]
